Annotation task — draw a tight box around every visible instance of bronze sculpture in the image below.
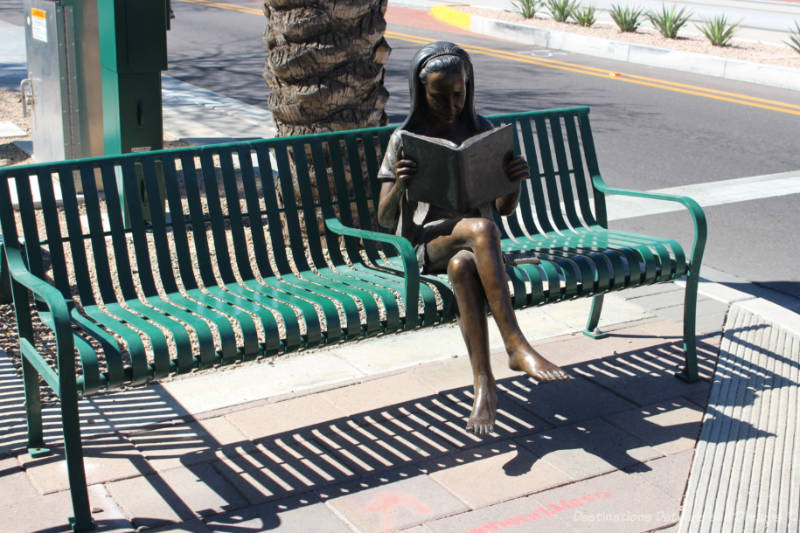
[377,41,569,436]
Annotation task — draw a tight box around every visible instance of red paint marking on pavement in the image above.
[363,491,432,532]
[467,491,612,533]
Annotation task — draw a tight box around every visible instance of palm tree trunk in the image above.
[263,0,391,137]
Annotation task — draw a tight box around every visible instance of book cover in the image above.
[400,124,517,212]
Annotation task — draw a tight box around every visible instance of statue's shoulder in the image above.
[476,115,494,132]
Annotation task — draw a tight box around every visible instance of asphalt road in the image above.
[3,0,799,301]
[163,0,800,300]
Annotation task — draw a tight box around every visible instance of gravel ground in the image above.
[0,88,32,167]
[458,7,800,69]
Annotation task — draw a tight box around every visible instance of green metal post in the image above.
[676,270,700,383]
[583,294,610,339]
[97,0,169,225]
[61,369,94,531]
[0,239,11,304]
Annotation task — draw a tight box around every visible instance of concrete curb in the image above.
[430,5,800,92]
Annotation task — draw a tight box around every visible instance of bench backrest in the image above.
[0,106,603,377]
[486,107,604,239]
[0,126,397,308]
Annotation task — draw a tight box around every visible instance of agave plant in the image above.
[510,0,543,19]
[788,21,800,54]
[610,4,644,33]
[573,5,597,27]
[697,15,740,47]
[648,4,693,39]
[546,0,580,23]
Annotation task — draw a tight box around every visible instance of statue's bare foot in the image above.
[466,376,497,436]
[509,345,569,382]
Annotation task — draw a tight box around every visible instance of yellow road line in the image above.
[177,0,800,116]
[388,31,800,116]
[178,0,261,16]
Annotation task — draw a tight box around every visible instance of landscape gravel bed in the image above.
[457,6,800,69]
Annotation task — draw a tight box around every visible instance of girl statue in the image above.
[377,41,569,435]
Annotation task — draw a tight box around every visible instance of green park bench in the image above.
[0,106,706,530]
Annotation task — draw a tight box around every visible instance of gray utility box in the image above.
[21,0,170,165]
[21,0,104,163]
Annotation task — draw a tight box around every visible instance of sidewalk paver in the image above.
[428,440,572,509]
[205,497,350,533]
[224,394,347,442]
[327,474,467,532]
[18,433,152,494]
[604,398,705,456]
[497,374,637,427]
[517,419,663,481]
[321,373,438,417]
[621,449,695,500]
[424,488,581,533]
[526,467,681,533]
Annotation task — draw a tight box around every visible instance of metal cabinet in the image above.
[21,0,170,163]
[98,0,170,155]
[22,0,103,162]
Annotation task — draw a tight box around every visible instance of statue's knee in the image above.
[471,218,500,248]
[447,253,476,281]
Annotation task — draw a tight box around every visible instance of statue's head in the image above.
[419,53,468,127]
[403,41,478,132]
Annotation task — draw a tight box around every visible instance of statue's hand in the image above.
[505,156,529,182]
[396,158,417,189]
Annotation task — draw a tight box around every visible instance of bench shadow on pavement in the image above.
[3,325,789,532]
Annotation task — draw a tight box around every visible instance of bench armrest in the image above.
[592,174,707,270]
[5,247,74,395]
[324,217,421,328]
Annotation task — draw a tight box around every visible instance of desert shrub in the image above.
[648,4,693,39]
[697,15,740,47]
[787,21,800,54]
[573,5,597,27]
[510,0,543,19]
[610,4,644,32]
[546,0,580,22]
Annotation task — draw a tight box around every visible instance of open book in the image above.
[401,124,517,213]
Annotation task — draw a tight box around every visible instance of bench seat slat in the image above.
[305,139,440,328]
[69,309,126,390]
[266,143,386,334]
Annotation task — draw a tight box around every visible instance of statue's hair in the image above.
[419,53,467,85]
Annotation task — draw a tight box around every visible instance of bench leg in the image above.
[14,275,94,530]
[62,391,95,531]
[0,241,11,305]
[22,357,49,457]
[23,346,95,531]
[583,294,609,339]
[676,273,700,383]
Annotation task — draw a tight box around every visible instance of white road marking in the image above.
[604,170,800,221]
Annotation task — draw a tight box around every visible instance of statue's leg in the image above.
[425,217,569,382]
[458,219,569,382]
[447,250,496,436]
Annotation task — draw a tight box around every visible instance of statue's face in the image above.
[423,67,467,126]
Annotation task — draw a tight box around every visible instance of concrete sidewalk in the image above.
[2,273,798,532]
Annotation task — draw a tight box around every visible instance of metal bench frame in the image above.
[0,106,705,531]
